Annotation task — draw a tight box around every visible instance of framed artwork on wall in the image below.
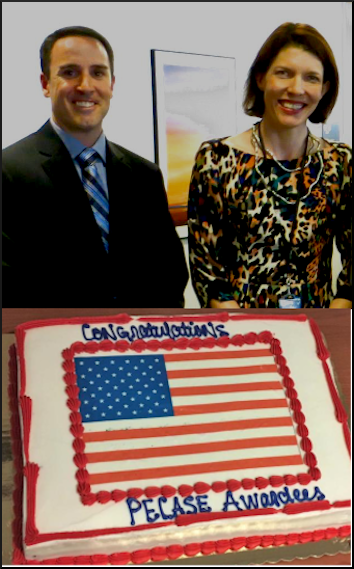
[151,50,236,234]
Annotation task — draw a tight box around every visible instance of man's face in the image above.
[41,35,115,144]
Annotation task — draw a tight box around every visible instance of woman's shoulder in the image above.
[196,130,255,158]
[321,139,352,162]
[222,129,255,154]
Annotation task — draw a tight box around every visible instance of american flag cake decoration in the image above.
[63,328,319,505]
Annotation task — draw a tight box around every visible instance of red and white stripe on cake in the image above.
[79,346,303,488]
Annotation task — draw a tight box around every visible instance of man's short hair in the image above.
[40,26,114,79]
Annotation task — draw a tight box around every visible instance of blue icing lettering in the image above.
[158,497,174,520]
[105,323,119,340]
[81,321,230,342]
[82,323,93,341]
[183,495,198,514]
[92,327,104,341]
[162,322,171,338]
[260,493,269,508]
[145,324,164,339]
[171,496,186,517]
[312,486,326,501]
[206,323,217,338]
[277,487,295,505]
[293,489,303,502]
[240,493,259,510]
[302,489,309,501]
[128,326,140,341]
[170,325,181,339]
[142,499,160,523]
[196,495,212,513]
[82,323,119,341]
[269,491,281,508]
[125,495,208,526]
[182,323,193,337]
[222,486,326,515]
[222,490,243,512]
[116,326,130,340]
[192,324,203,338]
[215,324,229,337]
[174,323,190,338]
[126,497,142,526]
[126,486,327,527]
[194,324,209,338]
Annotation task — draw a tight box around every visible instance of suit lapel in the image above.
[34,122,140,262]
[37,121,89,212]
[35,121,109,258]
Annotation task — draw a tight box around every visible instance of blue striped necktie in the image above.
[77,148,109,252]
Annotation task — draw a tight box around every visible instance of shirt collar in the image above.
[50,117,107,164]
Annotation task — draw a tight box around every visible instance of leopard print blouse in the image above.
[188,133,352,308]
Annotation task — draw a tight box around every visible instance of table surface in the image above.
[2,309,351,566]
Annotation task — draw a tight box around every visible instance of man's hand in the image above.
[329,298,352,309]
[209,299,240,309]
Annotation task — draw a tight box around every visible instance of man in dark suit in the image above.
[2,26,188,307]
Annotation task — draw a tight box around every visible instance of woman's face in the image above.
[257,46,330,129]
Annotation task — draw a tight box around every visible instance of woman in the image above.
[188,23,352,308]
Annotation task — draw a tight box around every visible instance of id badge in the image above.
[279,295,302,308]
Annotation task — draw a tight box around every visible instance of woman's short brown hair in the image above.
[243,23,339,123]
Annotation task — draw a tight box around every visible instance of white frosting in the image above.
[16,314,351,562]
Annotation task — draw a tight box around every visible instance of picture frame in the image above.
[151,50,237,234]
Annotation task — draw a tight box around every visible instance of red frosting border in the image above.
[62,329,320,505]
[10,313,351,565]
[12,528,352,565]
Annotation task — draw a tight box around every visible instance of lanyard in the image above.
[257,123,309,294]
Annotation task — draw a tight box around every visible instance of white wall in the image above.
[2,2,352,307]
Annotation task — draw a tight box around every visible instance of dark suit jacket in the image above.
[2,121,189,307]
